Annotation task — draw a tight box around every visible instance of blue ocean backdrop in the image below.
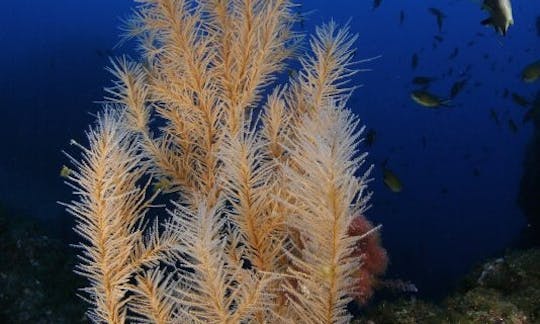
[1,0,539,320]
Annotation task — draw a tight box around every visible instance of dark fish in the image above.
[511,93,530,107]
[364,129,376,147]
[373,0,382,10]
[379,279,418,293]
[449,47,459,59]
[521,60,540,83]
[287,69,298,78]
[412,76,436,86]
[467,40,476,47]
[523,106,540,124]
[450,78,468,98]
[489,108,501,127]
[434,35,444,43]
[473,168,481,177]
[411,53,419,69]
[296,11,305,29]
[411,90,450,108]
[536,16,540,37]
[400,10,405,25]
[383,168,403,193]
[428,8,446,32]
[508,118,518,133]
[503,88,509,98]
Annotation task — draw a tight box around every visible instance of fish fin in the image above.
[381,158,389,169]
[441,99,453,107]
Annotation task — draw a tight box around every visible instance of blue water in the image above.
[1,0,539,300]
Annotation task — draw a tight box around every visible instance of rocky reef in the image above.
[353,249,540,323]
[0,205,86,323]
[1,203,539,323]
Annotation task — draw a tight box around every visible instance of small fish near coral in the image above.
[521,60,540,83]
[411,90,451,108]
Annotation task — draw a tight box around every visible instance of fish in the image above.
[153,177,173,193]
[449,47,459,59]
[481,0,514,36]
[511,93,530,108]
[379,279,418,294]
[287,69,298,78]
[536,16,540,37]
[473,168,481,177]
[521,60,540,83]
[364,129,376,147]
[411,53,419,69]
[373,0,382,9]
[523,106,540,124]
[411,90,450,108]
[400,10,405,25]
[428,8,446,32]
[502,88,509,98]
[523,92,540,124]
[60,165,72,178]
[433,35,444,43]
[383,168,403,193]
[412,76,436,86]
[508,118,518,133]
[450,78,468,98]
[489,108,501,127]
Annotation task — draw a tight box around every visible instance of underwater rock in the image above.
[353,249,540,323]
[0,205,86,323]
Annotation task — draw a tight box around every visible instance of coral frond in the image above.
[65,1,383,323]
[279,103,371,323]
[62,109,153,323]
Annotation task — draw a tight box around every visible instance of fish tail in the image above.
[441,99,453,107]
[481,18,492,26]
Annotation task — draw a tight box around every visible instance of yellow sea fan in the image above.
[63,1,381,323]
